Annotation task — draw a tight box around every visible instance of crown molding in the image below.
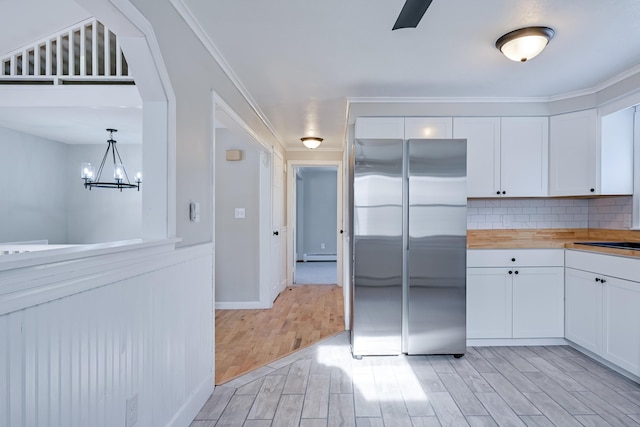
[347,96,551,104]
[169,0,286,151]
[550,63,640,102]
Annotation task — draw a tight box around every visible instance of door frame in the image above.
[286,159,344,291]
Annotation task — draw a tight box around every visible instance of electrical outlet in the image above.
[126,394,138,427]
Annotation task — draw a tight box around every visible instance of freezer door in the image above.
[407,139,467,355]
[352,139,403,356]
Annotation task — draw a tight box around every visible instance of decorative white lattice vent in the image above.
[0,18,133,85]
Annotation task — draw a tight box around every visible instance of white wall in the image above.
[214,128,260,303]
[66,144,142,244]
[0,243,214,427]
[0,127,68,244]
[296,168,337,257]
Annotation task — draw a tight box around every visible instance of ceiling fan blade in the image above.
[392,0,434,30]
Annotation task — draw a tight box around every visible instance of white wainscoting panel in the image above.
[0,242,214,427]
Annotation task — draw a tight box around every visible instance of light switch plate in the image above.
[235,208,246,219]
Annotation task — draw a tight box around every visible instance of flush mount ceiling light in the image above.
[81,128,142,191]
[495,26,555,62]
[301,136,323,149]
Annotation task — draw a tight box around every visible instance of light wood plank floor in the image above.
[196,332,640,426]
[215,285,345,384]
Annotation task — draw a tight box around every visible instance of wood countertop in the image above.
[468,228,640,258]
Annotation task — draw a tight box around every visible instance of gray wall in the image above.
[215,128,260,302]
[0,126,142,244]
[0,127,68,244]
[296,167,337,259]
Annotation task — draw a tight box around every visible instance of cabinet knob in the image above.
[590,188,595,193]
[601,278,606,283]
[496,191,501,195]
[511,258,516,262]
[273,231,279,236]
[595,277,600,282]
[514,270,519,275]
[502,191,506,195]
[508,270,513,275]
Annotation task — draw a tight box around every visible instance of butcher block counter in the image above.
[468,228,640,257]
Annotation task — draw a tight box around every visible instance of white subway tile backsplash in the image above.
[467,197,631,230]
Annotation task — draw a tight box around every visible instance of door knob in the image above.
[273,231,279,236]
[340,229,344,234]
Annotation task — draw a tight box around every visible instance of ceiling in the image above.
[2,0,640,150]
[183,0,640,150]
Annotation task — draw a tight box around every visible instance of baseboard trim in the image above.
[565,341,640,384]
[467,338,568,347]
[216,301,271,309]
[166,374,214,427]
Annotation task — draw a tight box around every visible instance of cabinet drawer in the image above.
[566,250,640,282]
[467,249,564,268]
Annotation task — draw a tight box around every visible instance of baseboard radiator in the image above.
[302,253,337,262]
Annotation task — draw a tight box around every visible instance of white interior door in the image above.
[271,150,286,301]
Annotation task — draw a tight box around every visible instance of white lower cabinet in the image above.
[565,268,602,353]
[467,249,564,340]
[603,276,640,375]
[467,268,512,338]
[512,267,564,338]
[565,250,640,377]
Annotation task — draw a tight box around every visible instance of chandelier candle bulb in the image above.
[81,163,94,181]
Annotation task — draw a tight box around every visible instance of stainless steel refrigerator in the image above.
[351,138,467,357]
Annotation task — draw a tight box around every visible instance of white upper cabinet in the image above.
[600,108,634,195]
[549,109,598,196]
[454,117,548,197]
[354,117,405,139]
[354,117,453,140]
[549,108,633,196]
[405,117,453,139]
[453,117,501,198]
[500,117,549,197]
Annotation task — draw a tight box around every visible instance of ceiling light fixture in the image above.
[301,136,323,149]
[495,26,555,62]
[81,128,142,191]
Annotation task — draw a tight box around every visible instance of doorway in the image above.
[293,166,338,285]
[287,160,344,293]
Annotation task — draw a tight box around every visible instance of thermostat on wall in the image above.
[225,150,242,161]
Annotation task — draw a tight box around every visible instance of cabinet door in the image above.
[467,268,512,338]
[602,276,640,376]
[565,268,601,353]
[453,117,501,198]
[549,110,597,196]
[600,108,634,195]
[512,267,564,338]
[500,117,549,197]
[405,117,452,139]
[355,117,405,139]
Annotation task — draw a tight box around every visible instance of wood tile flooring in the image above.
[196,332,640,426]
[215,285,345,384]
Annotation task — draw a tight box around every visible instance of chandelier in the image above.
[80,129,142,191]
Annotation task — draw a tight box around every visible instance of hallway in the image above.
[215,285,345,384]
